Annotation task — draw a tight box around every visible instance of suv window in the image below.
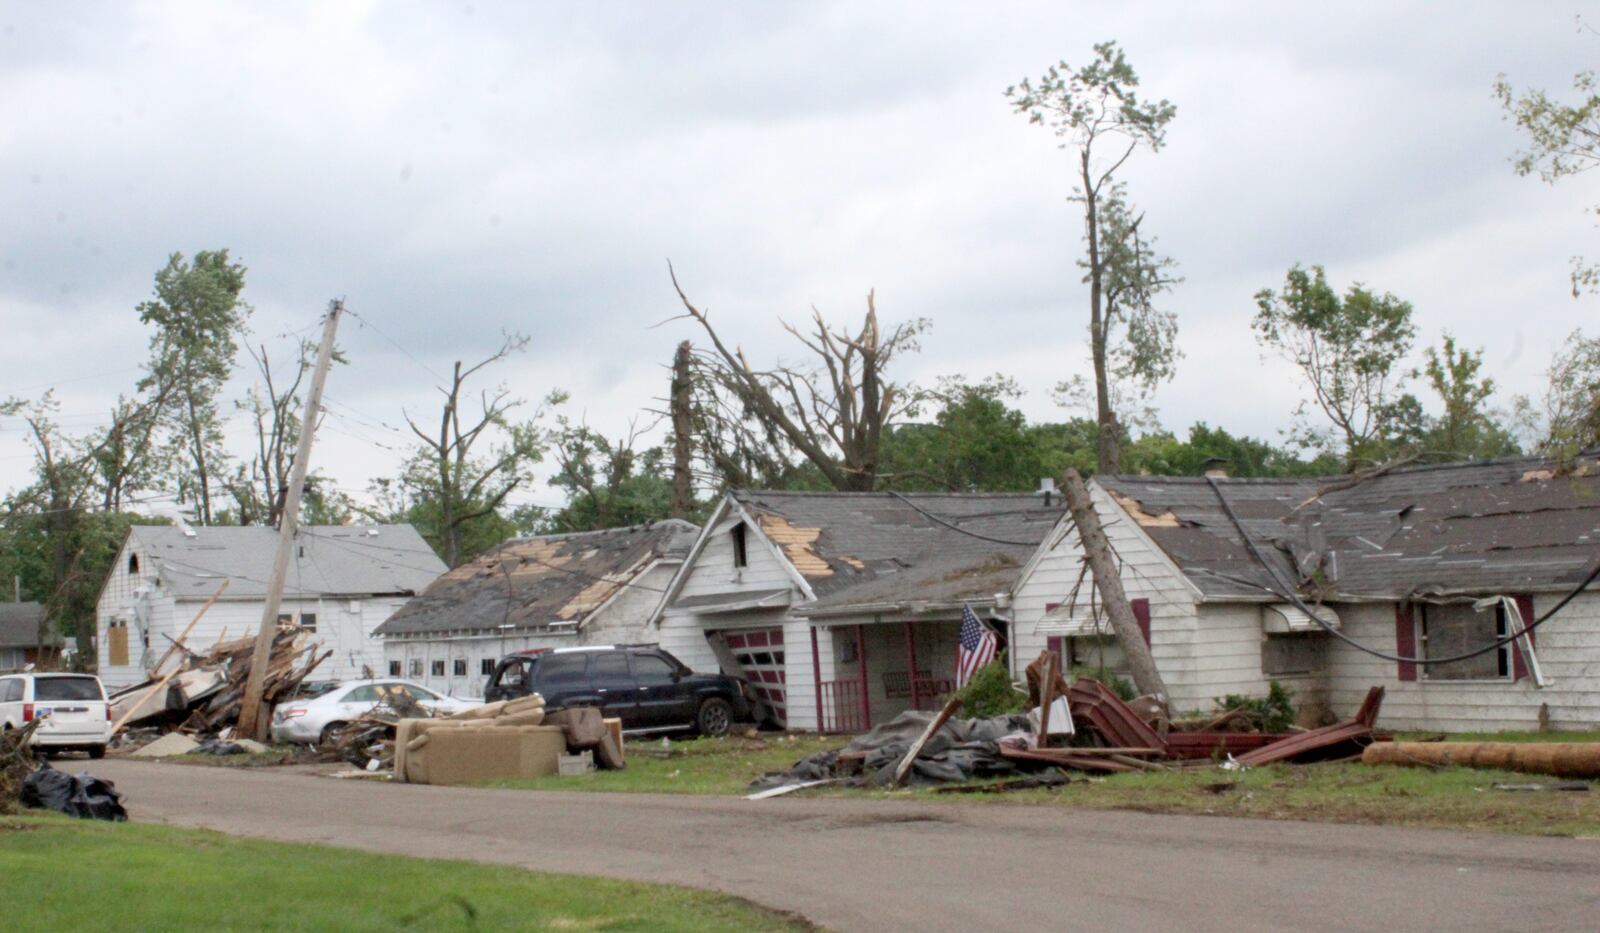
[0,678,21,702]
[589,652,633,686]
[631,654,678,686]
[34,676,103,701]
[536,653,590,688]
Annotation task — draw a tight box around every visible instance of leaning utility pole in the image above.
[1059,468,1169,704]
[237,300,342,740]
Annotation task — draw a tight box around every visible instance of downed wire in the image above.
[1204,475,1600,667]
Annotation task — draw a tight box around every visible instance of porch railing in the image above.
[818,678,865,734]
[911,676,955,709]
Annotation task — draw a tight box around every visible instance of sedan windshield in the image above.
[34,676,104,701]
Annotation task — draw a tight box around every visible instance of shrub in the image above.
[953,654,1028,718]
[1214,680,1296,732]
[1069,666,1137,701]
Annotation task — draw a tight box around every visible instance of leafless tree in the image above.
[667,264,928,492]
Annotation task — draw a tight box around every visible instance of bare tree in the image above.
[399,335,549,565]
[222,342,312,526]
[668,265,928,492]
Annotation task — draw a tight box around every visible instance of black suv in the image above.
[484,645,753,737]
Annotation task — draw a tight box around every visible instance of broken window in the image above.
[1062,635,1127,675]
[388,661,401,677]
[731,522,748,568]
[1421,602,1508,681]
[128,553,139,575]
[1262,633,1327,676]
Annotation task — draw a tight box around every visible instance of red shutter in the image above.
[1394,603,1418,682]
[1131,598,1151,646]
[1047,636,1064,668]
[1511,594,1537,682]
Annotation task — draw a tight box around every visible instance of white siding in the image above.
[1326,594,1600,732]
[1011,483,1214,711]
[657,508,831,730]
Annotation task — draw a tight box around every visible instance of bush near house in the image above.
[953,656,1029,718]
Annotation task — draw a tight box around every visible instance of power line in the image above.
[342,308,449,385]
[887,492,1051,547]
[1204,474,1600,667]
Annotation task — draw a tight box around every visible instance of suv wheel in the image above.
[696,697,733,737]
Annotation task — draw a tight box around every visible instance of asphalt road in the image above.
[91,759,1600,932]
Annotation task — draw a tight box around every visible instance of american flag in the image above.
[955,603,998,687]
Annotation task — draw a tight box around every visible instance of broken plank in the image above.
[891,695,964,789]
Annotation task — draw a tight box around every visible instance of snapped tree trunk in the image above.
[1059,468,1167,703]
[670,340,693,519]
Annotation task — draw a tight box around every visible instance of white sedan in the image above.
[270,679,480,745]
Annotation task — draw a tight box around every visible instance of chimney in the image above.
[1203,457,1231,479]
[1038,477,1056,506]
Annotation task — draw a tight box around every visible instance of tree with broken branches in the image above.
[388,335,553,565]
[1009,41,1180,475]
[1253,264,1417,470]
[668,265,929,492]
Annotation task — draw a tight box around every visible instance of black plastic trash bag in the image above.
[21,764,128,821]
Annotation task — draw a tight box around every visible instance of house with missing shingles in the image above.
[650,491,1064,732]
[95,524,446,690]
[374,520,699,698]
[1010,455,1600,731]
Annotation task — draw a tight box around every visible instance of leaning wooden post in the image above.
[1059,469,1169,704]
[237,300,343,740]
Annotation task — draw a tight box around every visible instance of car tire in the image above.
[89,745,106,760]
[320,721,348,747]
[696,697,733,737]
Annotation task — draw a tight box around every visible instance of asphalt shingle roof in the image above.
[0,601,53,649]
[131,524,446,601]
[730,490,1065,612]
[375,520,698,637]
[1098,455,1600,600]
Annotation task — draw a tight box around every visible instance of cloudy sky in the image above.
[2,1,1596,513]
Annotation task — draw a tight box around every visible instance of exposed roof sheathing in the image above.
[375,520,698,636]
[729,490,1065,612]
[1097,455,1600,601]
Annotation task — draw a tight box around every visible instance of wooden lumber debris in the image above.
[892,695,963,788]
[1233,687,1384,767]
[1363,741,1600,780]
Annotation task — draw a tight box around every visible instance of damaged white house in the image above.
[374,521,698,698]
[651,454,1600,735]
[1010,456,1600,732]
[95,523,446,690]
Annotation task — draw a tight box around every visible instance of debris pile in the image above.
[108,625,329,746]
[753,652,1391,793]
[394,695,627,785]
[1,720,41,813]
[320,684,434,769]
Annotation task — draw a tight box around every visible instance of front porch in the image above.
[810,618,994,734]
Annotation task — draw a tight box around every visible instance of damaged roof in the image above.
[375,520,698,637]
[130,524,446,601]
[1098,455,1600,601]
[729,490,1064,614]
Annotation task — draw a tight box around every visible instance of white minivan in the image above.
[0,673,113,758]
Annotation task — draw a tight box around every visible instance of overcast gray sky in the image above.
[3,1,1597,511]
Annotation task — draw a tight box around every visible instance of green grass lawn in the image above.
[0,814,808,932]
[489,734,839,795]
[490,731,1600,836]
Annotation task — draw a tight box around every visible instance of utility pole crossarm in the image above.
[236,299,342,740]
